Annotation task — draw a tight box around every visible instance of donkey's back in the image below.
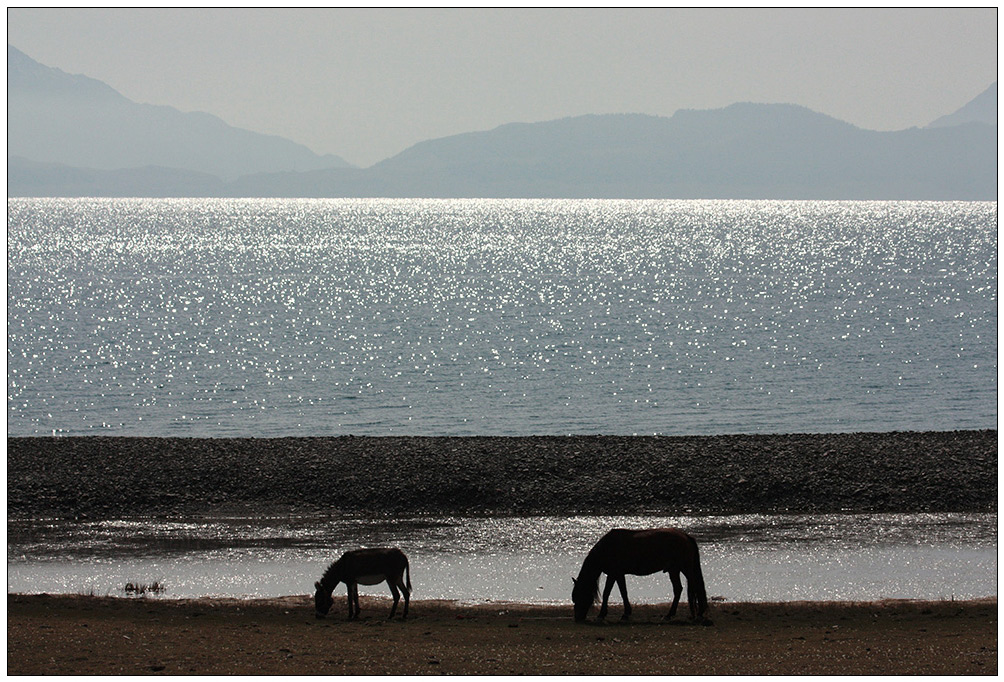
[337,547,409,579]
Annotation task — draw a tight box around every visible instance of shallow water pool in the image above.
[7,513,996,604]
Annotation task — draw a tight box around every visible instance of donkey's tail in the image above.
[405,558,412,593]
[688,535,708,618]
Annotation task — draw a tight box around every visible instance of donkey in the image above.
[314,547,412,620]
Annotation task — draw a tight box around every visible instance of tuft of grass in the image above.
[123,581,166,596]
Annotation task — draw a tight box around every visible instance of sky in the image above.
[7,8,998,167]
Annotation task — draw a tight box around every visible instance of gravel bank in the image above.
[7,431,996,519]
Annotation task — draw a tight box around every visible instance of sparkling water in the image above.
[7,513,996,602]
[7,198,997,436]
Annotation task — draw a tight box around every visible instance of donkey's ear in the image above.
[571,577,577,585]
[314,581,321,589]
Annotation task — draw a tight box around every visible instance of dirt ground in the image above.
[7,594,996,675]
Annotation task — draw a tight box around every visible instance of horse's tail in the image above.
[687,534,708,618]
[405,557,412,593]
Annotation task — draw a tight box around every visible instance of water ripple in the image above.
[7,198,997,436]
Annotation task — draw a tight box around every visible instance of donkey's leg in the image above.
[346,583,356,620]
[666,571,683,620]
[398,574,410,619]
[598,574,616,621]
[388,579,401,619]
[354,583,364,620]
[616,576,631,621]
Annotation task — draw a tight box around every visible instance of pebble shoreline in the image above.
[7,430,997,519]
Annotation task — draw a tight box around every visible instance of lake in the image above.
[7,198,997,604]
[7,198,997,437]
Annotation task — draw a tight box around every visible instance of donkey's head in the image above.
[314,580,334,619]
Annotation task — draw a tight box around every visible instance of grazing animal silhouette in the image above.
[314,547,411,620]
[572,528,708,623]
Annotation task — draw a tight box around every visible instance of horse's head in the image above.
[571,577,594,623]
[314,580,334,619]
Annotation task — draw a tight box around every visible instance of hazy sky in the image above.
[7,8,998,167]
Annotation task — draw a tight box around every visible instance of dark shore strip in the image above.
[8,594,997,675]
[7,431,996,519]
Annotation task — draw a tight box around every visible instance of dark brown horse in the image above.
[571,528,708,623]
[314,547,411,620]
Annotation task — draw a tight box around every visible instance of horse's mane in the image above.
[573,549,602,603]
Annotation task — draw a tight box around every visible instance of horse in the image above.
[571,528,708,623]
[314,547,411,620]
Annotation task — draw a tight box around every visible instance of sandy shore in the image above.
[7,594,996,675]
[7,430,997,518]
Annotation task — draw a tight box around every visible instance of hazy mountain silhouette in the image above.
[232,103,995,200]
[7,45,995,200]
[927,83,997,128]
[8,45,350,181]
[7,156,227,197]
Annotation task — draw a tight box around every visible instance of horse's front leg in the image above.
[597,574,617,621]
[616,576,631,621]
[665,571,683,620]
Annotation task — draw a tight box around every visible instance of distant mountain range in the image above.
[927,82,997,129]
[7,45,997,200]
[7,45,350,182]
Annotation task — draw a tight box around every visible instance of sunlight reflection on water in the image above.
[7,198,997,436]
[7,513,996,603]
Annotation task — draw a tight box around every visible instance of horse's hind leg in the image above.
[665,572,683,620]
[616,576,631,621]
[685,571,700,620]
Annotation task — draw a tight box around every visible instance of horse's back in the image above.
[342,547,408,560]
[594,528,695,574]
[601,527,692,547]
